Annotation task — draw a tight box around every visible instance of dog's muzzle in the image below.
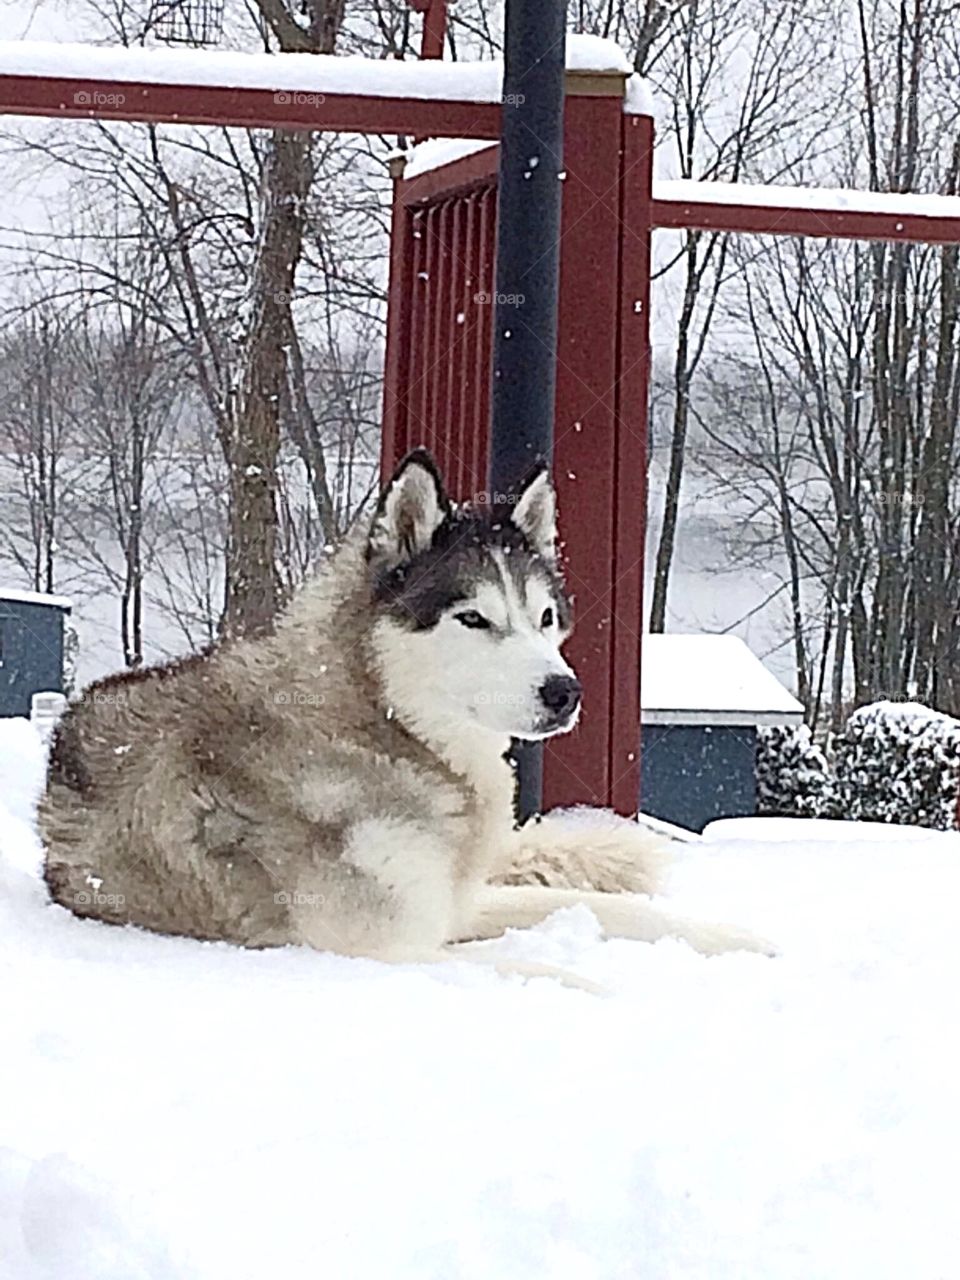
[537,674,582,732]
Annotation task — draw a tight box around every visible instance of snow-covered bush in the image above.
[756,724,831,817]
[831,702,960,829]
[62,616,80,697]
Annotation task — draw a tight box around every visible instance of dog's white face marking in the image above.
[368,456,580,755]
[431,547,578,738]
[372,587,577,747]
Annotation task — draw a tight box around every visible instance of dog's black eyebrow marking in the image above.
[398,582,471,630]
[370,502,573,632]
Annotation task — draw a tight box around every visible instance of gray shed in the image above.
[639,634,803,833]
[0,588,72,718]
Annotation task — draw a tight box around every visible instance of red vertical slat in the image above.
[381,182,414,475]
[419,203,442,455]
[433,199,454,478]
[405,205,428,460]
[444,195,466,497]
[453,192,477,501]
[410,203,431,452]
[468,187,488,499]
[475,184,495,497]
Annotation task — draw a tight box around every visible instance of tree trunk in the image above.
[224,128,314,639]
[223,0,344,639]
[649,234,700,632]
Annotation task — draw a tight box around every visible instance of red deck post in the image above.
[540,73,641,812]
[608,111,654,814]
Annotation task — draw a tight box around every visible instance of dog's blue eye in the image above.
[541,608,554,629]
[455,610,491,630]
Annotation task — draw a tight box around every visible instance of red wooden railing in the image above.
[383,148,498,502]
[383,75,653,814]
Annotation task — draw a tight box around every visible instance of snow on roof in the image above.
[0,586,72,610]
[641,633,803,726]
[0,34,642,109]
[654,178,960,222]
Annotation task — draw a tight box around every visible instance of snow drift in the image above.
[1,717,959,1278]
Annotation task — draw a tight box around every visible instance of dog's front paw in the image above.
[682,920,778,958]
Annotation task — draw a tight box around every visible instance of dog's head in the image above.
[366,449,580,742]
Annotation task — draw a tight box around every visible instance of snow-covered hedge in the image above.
[831,702,960,829]
[757,725,831,818]
[760,702,960,829]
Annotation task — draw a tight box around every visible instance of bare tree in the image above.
[0,314,76,595]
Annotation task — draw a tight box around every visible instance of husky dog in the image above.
[40,450,769,973]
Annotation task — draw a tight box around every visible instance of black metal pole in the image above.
[488,0,566,819]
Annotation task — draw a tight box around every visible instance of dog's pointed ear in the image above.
[510,465,558,563]
[368,448,451,573]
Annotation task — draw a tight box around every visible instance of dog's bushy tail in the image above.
[496,806,669,896]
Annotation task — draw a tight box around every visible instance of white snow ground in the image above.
[2,717,959,1279]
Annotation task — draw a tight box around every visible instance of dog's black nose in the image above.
[539,674,582,720]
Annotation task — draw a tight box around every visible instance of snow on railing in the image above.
[654,178,960,223]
